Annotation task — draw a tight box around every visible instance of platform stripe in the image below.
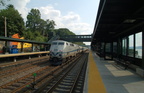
[88,51,106,93]
[0,51,49,58]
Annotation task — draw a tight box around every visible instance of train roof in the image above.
[51,40,87,48]
[52,40,67,43]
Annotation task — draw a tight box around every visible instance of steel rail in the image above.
[45,59,79,93]
[0,57,49,79]
[0,65,50,89]
[39,53,87,93]
[69,53,88,93]
[12,55,81,93]
[33,54,82,93]
[0,56,49,68]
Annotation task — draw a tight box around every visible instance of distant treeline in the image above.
[0,4,85,45]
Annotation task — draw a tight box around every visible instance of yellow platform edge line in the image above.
[88,51,107,93]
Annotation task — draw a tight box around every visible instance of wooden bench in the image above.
[113,58,131,70]
[124,61,131,70]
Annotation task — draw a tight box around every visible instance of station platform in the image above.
[84,50,144,93]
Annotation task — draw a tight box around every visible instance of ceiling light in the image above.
[124,19,136,23]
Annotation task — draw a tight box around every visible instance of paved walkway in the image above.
[85,51,144,93]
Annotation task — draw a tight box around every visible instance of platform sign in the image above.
[33,73,37,77]
[26,85,30,87]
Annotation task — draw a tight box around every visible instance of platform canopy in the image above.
[0,36,50,45]
[92,0,144,44]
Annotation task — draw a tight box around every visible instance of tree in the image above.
[23,29,48,42]
[73,42,85,45]
[0,0,10,6]
[38,19,46,36]
[26,9,57,41]
[26,9,41,32]
[0,4,25,37]
[0,0,5,6]
[34,31,47,42]
[46,19,56,30]
[54,28,75,37]
[23,29,34,40]
[45,19,56,39]
[53,28,85,45]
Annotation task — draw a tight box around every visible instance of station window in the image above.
[128,35,134,57]
[101,43,104,53]
[105,43,111,52]
[113,42,117,53]
[135,32,142,59]
[122,37,127,55]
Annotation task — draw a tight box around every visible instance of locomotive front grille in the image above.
[52,57,58,62]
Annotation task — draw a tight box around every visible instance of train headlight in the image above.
[59,54,62,56]
[59,51,62,57]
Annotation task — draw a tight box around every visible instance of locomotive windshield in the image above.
[58,42,64,45]
[52,42,57,45]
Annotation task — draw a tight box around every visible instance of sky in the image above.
[2,0,100,45]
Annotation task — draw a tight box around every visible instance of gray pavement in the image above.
[92,52,144,93]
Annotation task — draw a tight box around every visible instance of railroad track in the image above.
[0,56,49,69]
[34,53,88,93]
[0,53,84,93]
[20,54,83,93]
[0,56,49,79]
[0,57,50,93]
[0,64,53,92]
[0,61,46,80]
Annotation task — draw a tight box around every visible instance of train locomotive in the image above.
[49,40,87,65]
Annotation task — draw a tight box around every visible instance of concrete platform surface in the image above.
[84,51,144,93]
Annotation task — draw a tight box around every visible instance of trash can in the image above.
[11,48,18,54]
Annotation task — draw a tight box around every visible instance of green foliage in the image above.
[54,28,75,37]
[25,9,56,41]
[0,4,25,37]
[53,28,85,45]
[0,0,5,6]
[0,0,10,6]
[23,29,34,40]
[26,9,41,32]
[34,31,47,42]
[46,19,56,31]
[23,30,48,42]
[38,19,46,35]
[0,5,84,44]
[73,42,85,45]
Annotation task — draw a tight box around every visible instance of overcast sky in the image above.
[1,0,100,45]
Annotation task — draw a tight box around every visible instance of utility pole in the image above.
[3,16,8,49]
[4,17,7,37]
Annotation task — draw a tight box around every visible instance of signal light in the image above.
[59,50,62,52]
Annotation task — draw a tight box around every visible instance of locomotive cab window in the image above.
[58,42,64,45]
[52,42,57,45]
